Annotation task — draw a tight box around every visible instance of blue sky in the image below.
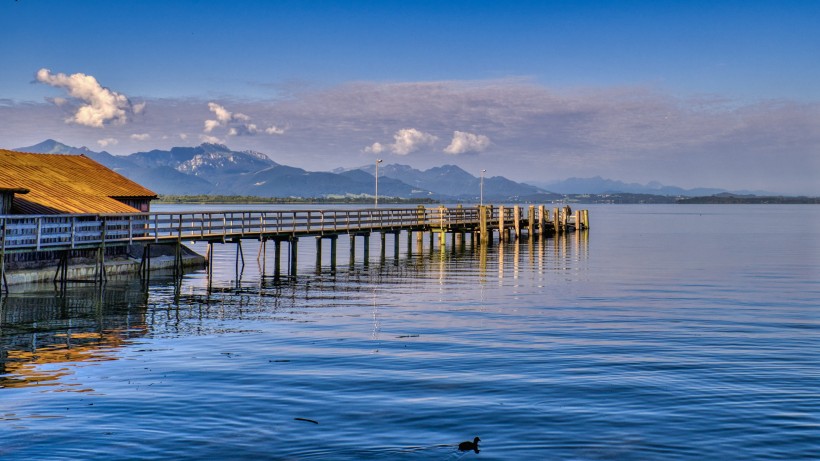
[2,0,818,194]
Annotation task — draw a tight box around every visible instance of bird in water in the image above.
[458,437,480,453]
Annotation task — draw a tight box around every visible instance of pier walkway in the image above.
[1,205,588,291]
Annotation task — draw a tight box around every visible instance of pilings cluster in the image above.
[220,204,589,280]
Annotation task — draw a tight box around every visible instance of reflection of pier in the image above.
[0,228,590,390]
[1,205,589,292]
[0,283,149,388]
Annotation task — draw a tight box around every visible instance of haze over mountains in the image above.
[14,139,748,200]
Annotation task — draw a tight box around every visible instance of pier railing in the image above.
[1,206,557,254]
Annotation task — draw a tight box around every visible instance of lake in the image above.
[1,204,818,460]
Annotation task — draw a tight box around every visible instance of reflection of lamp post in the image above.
[375,159,383,208]
[480,169,486,205]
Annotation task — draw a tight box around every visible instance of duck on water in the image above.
[459,437,480,453]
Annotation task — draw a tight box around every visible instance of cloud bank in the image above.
[36,68,142,127]
[4,78,819,194]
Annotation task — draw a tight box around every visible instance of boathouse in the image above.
[0,149,156,215]
[0,149,164,279]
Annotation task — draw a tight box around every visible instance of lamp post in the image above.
[480,169,486,206]
[375,159,383,208]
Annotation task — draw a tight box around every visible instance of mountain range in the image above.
[13,139,742,200]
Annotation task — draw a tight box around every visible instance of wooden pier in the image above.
[0,204,588,293]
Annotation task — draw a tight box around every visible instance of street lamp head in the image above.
[377,159,383,164]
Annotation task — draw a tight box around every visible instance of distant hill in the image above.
[351,163,550,201]
[14,140,559,201]
[528,176,730,196]
[15,139,774,201]
[13,140,434,199]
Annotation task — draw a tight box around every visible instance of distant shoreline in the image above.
[155,194,437,205]
[156,194,819,205]
[675,196,820,204]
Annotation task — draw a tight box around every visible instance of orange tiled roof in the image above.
[0,149,157,214]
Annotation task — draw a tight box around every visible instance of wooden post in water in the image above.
[289,237,298,276]
[380,232,387,261]
[479,205,488,245]
[562,207,569,231]
[315,236,322,267]
[274,239,282,277]
[207,240,214,278]
[583,210,590,229]
[363,234,370,264]
[407,230,413,255]
[349,234,356,265]
[259,240,267,276]
[538,205,546,238]
[393,231,400,259]
[514,205,521,240]
[528,205,535,238]
[330,236,337,270]
[575,210,582,231]
[235,240,245,277]
[498,205,506,242]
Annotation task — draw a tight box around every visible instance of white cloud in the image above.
[265,125,286,135]
[204,119,221,133]
[97,137,118,148]
[208,102,233,123]
[200,134,223,144]
[368,128,438,155]
[36,68,140,128]
[393,128,438,155]
[179,133,188,140]
[364,142,385,154]
[130,133,151,141]
[228,123,259,136]
[444,131,491,154]
[204,102,272,136]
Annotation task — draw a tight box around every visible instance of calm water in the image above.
[1,204,818,460]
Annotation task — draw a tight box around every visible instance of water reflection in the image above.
[0,283,149,389]
[1,230,590,391]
